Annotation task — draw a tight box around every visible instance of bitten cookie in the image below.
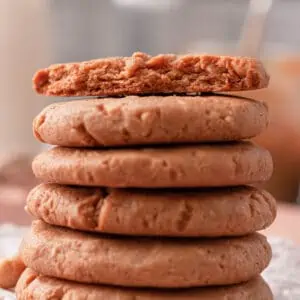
[20,221,272,288]
[33,52,269,97]
[16,269,273,300]
[32,142,273,188]
[26,184,276,237]
[33,95,268,147]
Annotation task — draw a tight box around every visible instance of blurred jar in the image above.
[188,40,300,203]
[244,57,300,203]
[0,0,50,155]
[227,56,300,203]
[0,0,50,224]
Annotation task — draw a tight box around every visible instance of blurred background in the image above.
[1,0,300,232]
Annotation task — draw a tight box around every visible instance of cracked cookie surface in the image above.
[26,184,276,237]
[33,52,269,97]
[33,95,268,147]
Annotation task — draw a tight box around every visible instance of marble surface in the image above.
[0,225,300,300]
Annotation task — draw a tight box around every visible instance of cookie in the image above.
[33,52,269,97]
[26,184,276,237]
[33,95,268,147]
[32,142,273,188]
[16,269,273,300]
[20,220,272,288]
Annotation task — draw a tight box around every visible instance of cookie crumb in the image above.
[0,256,25,289]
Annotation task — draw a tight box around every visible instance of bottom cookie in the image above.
[16,269,273,300]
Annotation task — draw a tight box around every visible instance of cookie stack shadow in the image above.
[16,53,276,299]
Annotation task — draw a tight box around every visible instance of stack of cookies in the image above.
[16,53,276,299]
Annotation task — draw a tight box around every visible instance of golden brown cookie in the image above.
[32,142,273,188]
[20,221,272,288]
[26,184,276,237]
[16,269,273,300]
[33,95,268,147]
[33,52,269,97]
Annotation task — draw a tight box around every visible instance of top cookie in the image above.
[33,52,269,97]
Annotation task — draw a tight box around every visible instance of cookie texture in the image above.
[32,142,273,188]
[16,269,273,300]
[33,52,269,97]
[26,184,276,237]
[33,95,268,147]
[20,221,272,288]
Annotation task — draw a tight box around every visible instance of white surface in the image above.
[0,225,300,299]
